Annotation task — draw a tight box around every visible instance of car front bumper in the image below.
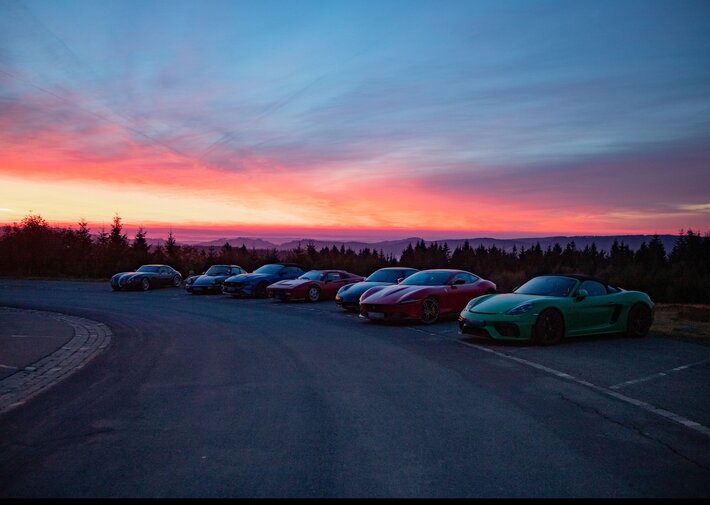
[359,302,422,322]
[335,295,359,311]
[222,283,256,297]
[112,278,140,290]
[188,283,222,294]
[458,311,535,340]
[267,288,303,301]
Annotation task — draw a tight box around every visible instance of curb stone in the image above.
[0,307,112,414]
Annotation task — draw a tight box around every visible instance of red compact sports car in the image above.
[359,269,496,324]
[267,269,365,302]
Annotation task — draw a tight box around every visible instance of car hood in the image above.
[115,271,152,279]
[224,273,272,283]
[193,275,228,285]
[268,279,310,289]
[338,281,391,299]
[468,293,553,314]
[361,285,437,304]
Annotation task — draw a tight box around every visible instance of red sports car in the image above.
[359,269,496,324]
[267,269,365,302]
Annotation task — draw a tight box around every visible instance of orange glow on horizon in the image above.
[1,127,705,240]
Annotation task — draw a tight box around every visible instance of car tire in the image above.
[306,285,321,302]
[420,297,440,324]
[141,278,150,291]
[172,275,181,287]
[627,303,652,337]
[255,282,268,298]
[533,308,564,345]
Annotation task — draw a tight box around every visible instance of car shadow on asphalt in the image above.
[459,332,639,349]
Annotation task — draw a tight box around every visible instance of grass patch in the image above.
[652,304,710,344]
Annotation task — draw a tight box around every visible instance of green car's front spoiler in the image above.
[458,310,538,341]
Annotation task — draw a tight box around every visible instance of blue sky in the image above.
[1,0,709,240]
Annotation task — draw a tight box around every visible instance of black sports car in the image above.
[185,264,247,294]
[111,264,183,291]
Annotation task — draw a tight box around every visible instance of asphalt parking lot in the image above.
[0,279,708,498]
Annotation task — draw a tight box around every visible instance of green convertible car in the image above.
[458,274,654,345]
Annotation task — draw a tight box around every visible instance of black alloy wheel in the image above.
[255,282,268,298]
[533,309,564,345]
[627,303,652,337]
[420,298,440,324]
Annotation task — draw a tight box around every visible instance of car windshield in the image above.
[253,264,284,274]
[205,266,230,275]
[515,276,578,297]
[137,265,160,273]
[366,269,408,283]
[400,271,451,286]
[299,271,323,280]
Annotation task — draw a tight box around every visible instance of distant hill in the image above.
[187,234,678,259]
[193,237,280,250]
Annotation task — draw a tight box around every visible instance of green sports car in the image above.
[458,274,654,345]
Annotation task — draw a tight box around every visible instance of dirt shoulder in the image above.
[652,304,710,346]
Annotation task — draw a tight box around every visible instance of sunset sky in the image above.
[1,0,709,242]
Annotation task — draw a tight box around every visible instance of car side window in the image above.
[464,273,478,283]
[580,280,607,297]
[160,267,168,274]
[326,272,342,281]
[453,273,478,284]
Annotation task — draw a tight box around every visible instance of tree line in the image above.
[1,213,708,303]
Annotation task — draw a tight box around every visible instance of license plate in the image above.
[368,312,385,320]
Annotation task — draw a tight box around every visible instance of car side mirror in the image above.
[576,289,589,300]
[512,286,519,292]
[396,277,404,284]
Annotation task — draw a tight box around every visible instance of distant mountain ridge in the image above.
[187,234,678,259]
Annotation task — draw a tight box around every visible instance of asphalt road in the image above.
[0,279,708,498]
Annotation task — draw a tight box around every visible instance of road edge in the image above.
[0,307,112,414]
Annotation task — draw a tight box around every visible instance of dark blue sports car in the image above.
[222,263,304,298]
[111,264,182,291]
[185,264,247,294]
[335,267,419,312]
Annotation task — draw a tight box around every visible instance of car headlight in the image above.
[398,298,422,305]
[506,303,534,315]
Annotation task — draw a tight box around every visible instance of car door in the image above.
[449,272,482,312]
[568,280,618,335]
[324,272,348,298]
[158,267,170,286]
